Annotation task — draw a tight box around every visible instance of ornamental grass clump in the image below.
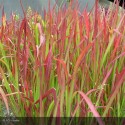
[0,0,125,124]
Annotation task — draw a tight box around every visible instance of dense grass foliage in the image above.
[108,0,125,8]
[0,1,125,124]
